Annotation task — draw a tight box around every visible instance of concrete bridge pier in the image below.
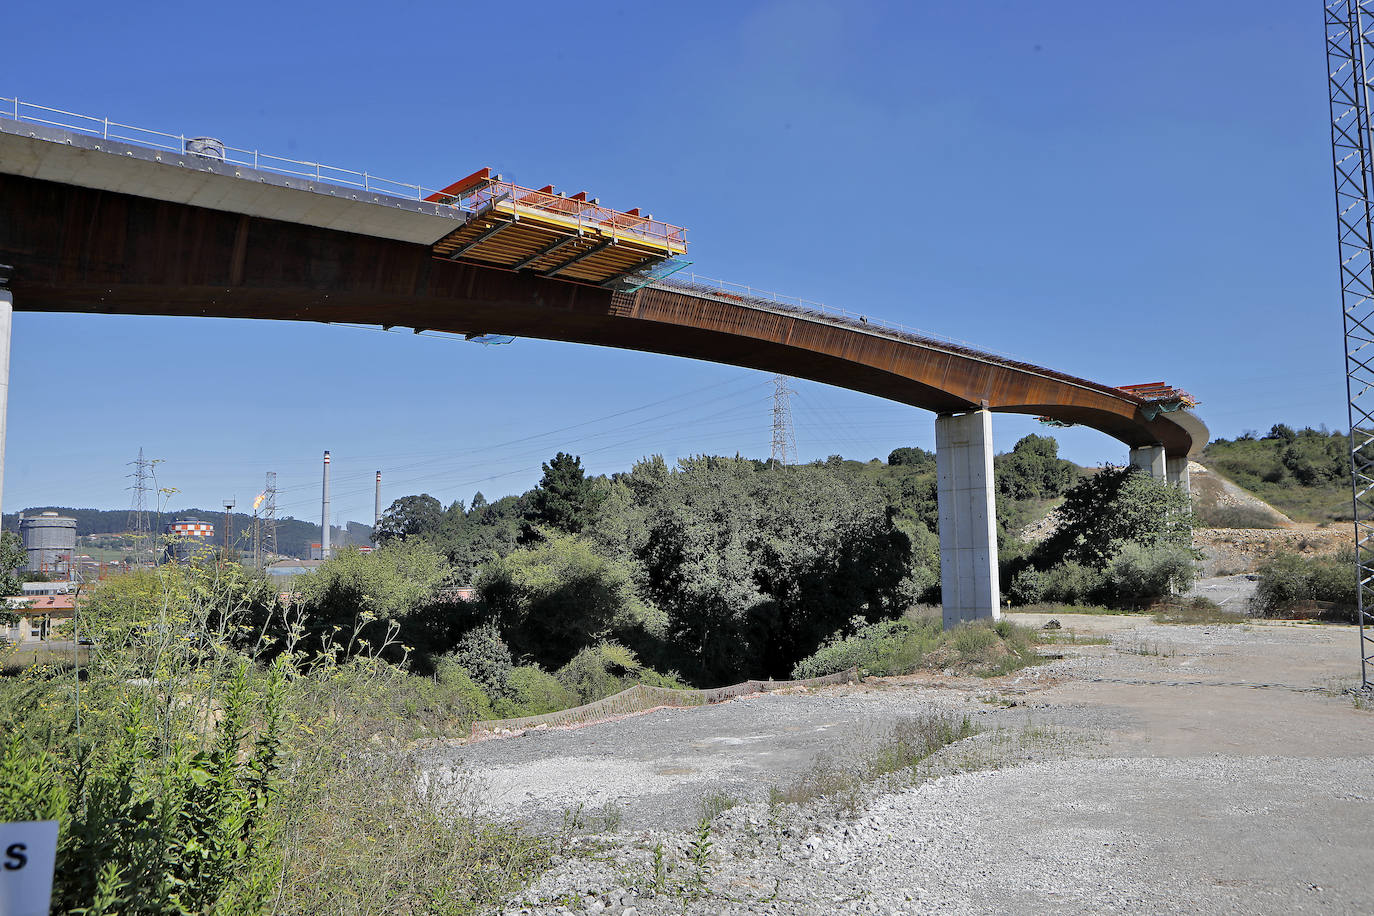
[1130,443,1191,494]
[1129,444,1166,480]
[1166,455,1191,492]
[935,409,1000,629]
[0,275,10,518]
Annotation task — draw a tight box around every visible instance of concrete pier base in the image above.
[1129,445,1166,480]
[1166,455,1191,493]
[936,410,1000,628]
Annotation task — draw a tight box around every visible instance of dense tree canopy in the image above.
[477,532,642,668]
[616,456,917,681]
[1203,426,1351,522]
[285,437,1160,683]
[527,452,604,534]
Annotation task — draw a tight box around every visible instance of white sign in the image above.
[0,821,58,916]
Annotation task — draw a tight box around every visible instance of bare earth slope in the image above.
[426,617,1374,915]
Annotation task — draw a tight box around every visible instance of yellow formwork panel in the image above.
[429,170,686,285]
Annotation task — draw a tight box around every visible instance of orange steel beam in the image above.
[0,172,1201,457]
[422,167,496,203]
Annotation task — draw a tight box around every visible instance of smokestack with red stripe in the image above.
[321,450,331,560]
[374,470,382,529]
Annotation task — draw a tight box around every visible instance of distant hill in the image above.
[0,507,373,559]
[1200,425,1351,523]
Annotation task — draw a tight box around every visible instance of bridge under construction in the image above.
[0,98,1206,628]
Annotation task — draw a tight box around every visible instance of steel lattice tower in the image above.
[261,472,277,565]
[125,447,153,566]
[770,374,797,466]
[1327,0,1374,690]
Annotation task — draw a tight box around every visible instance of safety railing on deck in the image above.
[2,95,1152,401]
[656,272,1024,360]
[0,96,458,206]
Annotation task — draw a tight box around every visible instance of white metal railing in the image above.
[655,272,1026,362]
[0,95,465,209]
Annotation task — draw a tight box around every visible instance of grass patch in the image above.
[1194,504,1284,528]
[560,801,623,835]
[1149,596,1244,626]
[1117,637,1176,657]
[769,712,976,811]
[943,720,1092,773]
[1008,603,1138,616]
[698,790,739,822]
[792,617,1043,679]
[1037,629,1111,646]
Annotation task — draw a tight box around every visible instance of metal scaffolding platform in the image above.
[426,168,687,286]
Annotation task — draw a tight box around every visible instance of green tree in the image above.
[887,446,935,468]
[293,542,446,659]
[451,622,514,697]
[526,453,604,534]
[0,530,27,595]
[372,494,444,545]
[435,494,527,582]
[994,434,1077,502]
[1034,465,1193,569]
[476,532,642,668]
[1266,423,1297,442]
[636,456,915,682]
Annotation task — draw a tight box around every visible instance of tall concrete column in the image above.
[321,450,331,560]
[0,286,12,521]
[1129,445,1166,480]
[1166,456,1191,493]
[936,410,1000,628]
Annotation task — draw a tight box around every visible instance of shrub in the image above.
[0,666,285,914]
[1038,561,1108,606]
[555,642,685,704]
[452,623,514,698]
[1194,504,1282,529]
[1253,551,1357,621]
[950,624,999,659]
[1007,567,1044,606]
[429,656,494,723]
[790,617,940,679]
[1108,543,1197,607]
[503,665,577,716]
[791,616,1038,679]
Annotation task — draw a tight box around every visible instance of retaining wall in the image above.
[469,667,862,741]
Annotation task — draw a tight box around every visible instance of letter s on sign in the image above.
[3,841,27,870]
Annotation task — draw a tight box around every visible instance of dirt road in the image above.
[427,615,1374,915]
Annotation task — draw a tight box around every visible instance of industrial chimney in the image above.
[374,470,382,529]
[321,450,331,560]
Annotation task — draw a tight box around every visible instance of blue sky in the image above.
[1,1,1340,527]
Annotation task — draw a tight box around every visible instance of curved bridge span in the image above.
[0,113,1206,626]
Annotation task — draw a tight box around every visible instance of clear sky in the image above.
[0,0,1340,528]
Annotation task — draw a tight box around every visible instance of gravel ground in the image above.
[422,616,1374,915]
